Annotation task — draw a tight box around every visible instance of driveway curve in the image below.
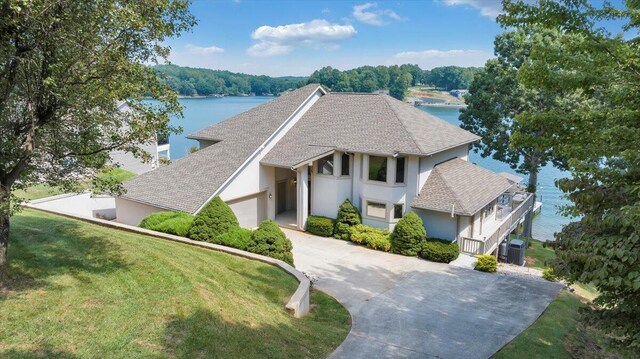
[284,229,562,359]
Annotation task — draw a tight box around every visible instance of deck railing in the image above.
[459,192,535,255]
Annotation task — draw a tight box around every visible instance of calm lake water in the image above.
[167,96,571,241]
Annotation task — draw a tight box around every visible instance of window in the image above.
[317,154,334,175]
[366,201,386,219]
[483,202,495,222]
[393,204,404,219]
[368,156,387,182]
[341,153,350,176]
[395,157,405,184]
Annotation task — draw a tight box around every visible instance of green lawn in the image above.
[0,210,350,358]
[524,238,556,270]
[12,167,137,202]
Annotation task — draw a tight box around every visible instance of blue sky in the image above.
[165,0,507,76]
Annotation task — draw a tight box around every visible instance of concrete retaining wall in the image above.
[23,204,311,318]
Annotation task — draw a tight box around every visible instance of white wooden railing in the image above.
[459,192,535,255]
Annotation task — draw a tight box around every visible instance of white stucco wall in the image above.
[115,197,166,226]
[32,192,116,220]
[415,209,458,241]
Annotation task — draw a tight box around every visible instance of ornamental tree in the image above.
[0,0,196,266]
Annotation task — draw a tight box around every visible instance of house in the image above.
[115,84,534,256]
[109,102,171,175]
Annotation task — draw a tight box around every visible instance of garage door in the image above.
[227,192,268,228]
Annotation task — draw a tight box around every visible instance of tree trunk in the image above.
[523,167,538,239]
[0,185,9,268]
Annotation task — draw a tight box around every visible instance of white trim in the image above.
[194,86,326,214]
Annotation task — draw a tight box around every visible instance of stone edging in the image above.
[23,204,311,318]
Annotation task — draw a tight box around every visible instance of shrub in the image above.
[542,267,559,282]
[213,228,253,250]
[419,238,460,263]
[334,199,361,240]
[349,224,391,252]
[139,211,194,237]
[187,196,240,241]
[475,255,498,273]
[390,212,426,256]
[247,220,294,266]
[307,216,335,237]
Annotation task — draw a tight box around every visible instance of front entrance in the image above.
[275,168,298,229]
[277,181,288,214]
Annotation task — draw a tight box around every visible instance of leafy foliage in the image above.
[306,216,335,237]
[213,228,253,250]
[348,224,391,252]
[542,267,558,282]
[187,197,240,241]
[390,212,426,256]
[139,211,194,237]
[475,255,497,273]
[247,220,294,266]
[154,64,306,96]
[499,0,640,349]
[427,66,480,90]
[419,238,460,263]
[334,199,362,240]
[0,0,195,266]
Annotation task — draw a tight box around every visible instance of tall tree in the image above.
[500,0,640,349]
[0,0,195,266]
[460,29,561,236]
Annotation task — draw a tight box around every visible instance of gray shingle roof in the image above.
[260,93,479,168]
[119,84,322,213]
[498,172,524,184]
[411,158,514,216]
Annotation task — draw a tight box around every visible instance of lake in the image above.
[166,96,571,241]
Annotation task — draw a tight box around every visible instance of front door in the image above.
[277,181,287,214]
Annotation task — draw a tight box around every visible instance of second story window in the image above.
[341,153,350,176]
[368,156,387,182]
[395,157,405,184]
[317,154,334,175]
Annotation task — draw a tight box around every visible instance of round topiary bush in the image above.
[475,255,498,273]
[213,228,253,250]
[187,196,240,241]
[247,220,294,265]
[334,199,361,240]
[306,216,335,237]
[139,211,194,237]
[419,238,460,263]
[390,211,426,256]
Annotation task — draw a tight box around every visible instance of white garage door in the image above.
[227,192,267,228]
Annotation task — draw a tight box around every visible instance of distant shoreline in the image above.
[418,103,467,108]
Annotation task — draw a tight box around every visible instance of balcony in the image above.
[458,192,535,255]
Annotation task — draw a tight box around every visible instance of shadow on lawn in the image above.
[0,344,79,359]
[0,212,128,300]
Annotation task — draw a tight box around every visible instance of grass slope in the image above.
[0,210,350,358]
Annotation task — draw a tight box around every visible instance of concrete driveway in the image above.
[284,229,563,359]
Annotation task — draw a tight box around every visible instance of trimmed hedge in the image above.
[307,216,335,237]
[247,220,294,266]
[139,211,194,237]
[213,228,253,250]
[475,255,498,273]
[390,211,426,256]
[349,224,391,252]
[334,199,361,240]
[542,267,559,282]
[419,238,460,263]
[188,196,240,241]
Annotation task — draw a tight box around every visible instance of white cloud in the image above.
[353,2,406,26]
[443,0,503,19]
[321,8,331,14]
[185,44,224,55]
[247,19,357,57]
[391,49,493,69]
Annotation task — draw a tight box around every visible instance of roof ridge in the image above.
[380,95,425,154]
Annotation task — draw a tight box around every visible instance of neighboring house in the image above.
[115,84,533,256]
[109,102,171,175]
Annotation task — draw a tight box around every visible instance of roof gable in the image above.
[412,158,514,216]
